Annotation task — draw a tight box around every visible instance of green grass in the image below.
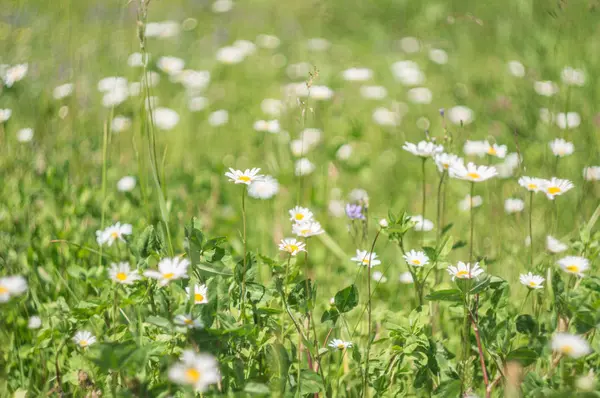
[1,0,599,396]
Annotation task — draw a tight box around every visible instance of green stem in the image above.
[363,229,381,397]
[528,191,534,269]
[240,188,247,322]
[469,182,475,263]
[421,158,427,244]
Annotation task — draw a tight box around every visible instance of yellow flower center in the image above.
[456,270,469,277]
[185,368,201,383]
[301,229,309,235]
[547,186,561,194]
[194,293,204,302]
[561,345,573,354]
[337,343,345,349]
[467,172,480,180]
[295,213,304,220]
[286,244,299,253]
[0,286,8,294]
[488,147,497,155]
[111,231,119,239]
[412,259,421,265]
[566,265,579,273]
[528,281,536,286]
[79,340,88,347]
[527,183,537,190]
[362,258,370,264]
[116,272,127,281]
[238,176,251,183]
[184,318,193,325]
[443,163,449,169]
[163,273,175,279]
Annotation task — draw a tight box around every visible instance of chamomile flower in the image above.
[186,284,209,304]
[583,166,600,181]
[168,350,220,391]
[143,257,190,286]
[117,176,136,192]
[547,235,568,253]
[561,67,586,86]
[448,106,474,125]
[111,116,131,133]
[248,175,279,199]
[551,333,592,359]
[463,140,488,157]
[434,153,463,173]
[450,162,497,182]
[519,272,545,289]
[550,138,574,157]
[0,108,12,123]
[542,177,574,200]
[329,339,353,350]
[95,222,132,246]
[3,63,28,87]
[399,272,414,284]
[157,56,185,76]
[0,275,28,302]
[152,108,179,130]
[556,112,581,129]
[292,221,324,237]
[518,176,544,192]
[557,256,589,277]
[73,331,96,348]
[109,262,141,285]
[372,271,387,283]
[350,250,381,267]
[459,194,483,211]
[53,83,73,100]
[342,68,373,81]
[411,215,434,231]
[16,128,33,143]
[224,168,263,185]
[278,238,307,256]
[295,158,316,176]
[174,314,204,329]
[289,206,314,223]
[447,261,484,280]
[534,81,559,97]
[485,142,507,158]
[504,198,525,214]
[403,140,444,158]
[403,250,429,267]
[28,316,42,329]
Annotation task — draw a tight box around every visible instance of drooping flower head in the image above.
[329,339,353,350]
[549,138,574,157]
[278,238,307,256]
[546,235,568,253]
[350,249,381,267]
[519,272,545,289]
[447,261,484,280]
[403,140,444,158]
[542,178,574,200]
[168,350,220,391]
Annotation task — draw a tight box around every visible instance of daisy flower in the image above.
[402,140,444,158]
[447,261,484,280]
[463,140,488,157]
[157,56,185,76]
[109,262,141,285]
[16,128,33,143]
[557,256,589,277]
[411,215,434,231]
[295,158,315,176]
[583,166,600,181]
[561,67,586,86]
[248,175,279,199]
[342,67,373,81]
[399,272,414,284]
[485,142,507,158]
[95,222,133,246]
[168,350,220,392]
[372,271,387,283]
[542,177,574,200]
[450,162,497,182]
[519,272,545,289]
[556,112,581,129]
[3,63,28,87]
[504,198,525,214]
[403,250,429,267]
[0,108,12,123]
[73,331,97,348]
[278,238,307,256]
[292,221,324,237]
[448,106,474,125]
[174,314,204,329]
[459,194,483,211]
[350,250,381,267]
[551,333,592,359]
[550,138,574,157]
[546,235,568,253]
[117,176,136,192]
[518,176,544,192]
[434,153,463,173]
[143,257,190,286]
[329,339,353,350]
[28,316,42,329]
[289,206,314,223]
[186,284,208,304]
[0,275,28,302]
[224,168,263,185]
[152,108,179,130]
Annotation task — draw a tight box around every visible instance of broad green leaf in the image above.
[515,314,536,335]
[334,284,359,313]
[298,370,324,394]
[425,289,462,302]
[506,347,538,366]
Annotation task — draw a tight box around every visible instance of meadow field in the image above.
[1,0,600,396]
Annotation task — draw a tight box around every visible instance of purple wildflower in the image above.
[345,203,365,220]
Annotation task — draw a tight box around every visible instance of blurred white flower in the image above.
[583,166,600,181]
[403,140,443,157]
[329,339,353,350]
[306,38,330,51]
[360,85,387,100]
[399,271,414,284]
[216,46,245,64]
[28,316,42,329]
[328,200,345,217]
[429,48,448,64]
[157,56,184,76]
[127,52,148,67]
[411,215,433,231]
[551,333,591,359]
[561,67,585,86]
[152,108,180,130]
[342,68,373,82]
[293,221,324,237]
[463,140,488,157]
[434,153,464,173]
[168,350,220,391]
[248,175,279,199]
[98,77,127,92]
[0,108,12,123]
[448,106,474,125]
[507,61,525,77]
[557,256,589,277]
[547,235,568,253]
[53,83,73,100]
[286,62,312,79]
[261,98,283,116]
[372,271,388,283]
[178,70,210,93]
[128,82,141,96]
[96,222,132,246]
[295,158,315,176]
[534,81,558,97]
[504,198,524,214]
[336,144,353,160]
[73,331,96,348]
[102,85,129,108]
[400,37,420,53]
[117,176,136,192]
[373,107,399,126]
[485,142,507,158]
[351,250,381,267]
[253,119,280,134]
[0,275,28,302]
[3,63,28,87]
[408,87,432,104]
[549,138,574,157]
[256,34,280,49]
[391,61,424,85]
[349,189,369,204]
[16,128,33,143]
[111,116,131,133]
[208,110,229,126]
[234,40,257,57]
[309,85,333,100]
[459,194,483,211]
[188,96,208,112]
[212,0,234,13]
[109,262,141,285]
[450,162,497,182]
[144,257,190,286]
[145,21,180,38]
[518,176,545,192]
[556,112,580,129]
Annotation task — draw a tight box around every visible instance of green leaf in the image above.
[516,315,537,335]
[298,370,324,394]
[451,240,467,250]
[244,382,270,395]
[506,348,538,367]
[470,274,491,294]
[288,279,316,312]
[195,261,233,276]
[146,316,171,329]
[321,308,340,324]
[425,289,462,302]
[334,284,359,313]
[574,309,596,334]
